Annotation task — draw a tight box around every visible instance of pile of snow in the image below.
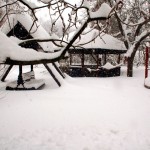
[101,62,123,70]
[0,31,61,63]
[101,62,117,70]
[40,0,51,3]
[144,77,150,88]
[90,3,112,18]
[9,36,22,44]
[21,0,38,8]
[83,2,112,18]
[6,79,45,90]
[0,66,150,149]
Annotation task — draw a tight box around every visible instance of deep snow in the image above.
[0,66,150,150]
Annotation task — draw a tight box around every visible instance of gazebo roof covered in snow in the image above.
[0,13,56,52]
[68,29,127,54]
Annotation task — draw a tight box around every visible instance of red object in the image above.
[145,46,149,78]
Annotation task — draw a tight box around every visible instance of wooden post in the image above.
[43,63,61,87]
[81,52,84,68]
[70,53,72,65]
[81,52,84,76]
[97,54,99,69]
[145,46,149,78]
[104,54,107,64]
[117,54,121,64]
[52,62,65,79]
[1,65,13,82]
[17,65,24,87]
[31,65,33,71]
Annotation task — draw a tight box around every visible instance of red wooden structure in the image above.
[145,46,149,78]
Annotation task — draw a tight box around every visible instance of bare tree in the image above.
[0,0,123,66]
[109,0,150,77]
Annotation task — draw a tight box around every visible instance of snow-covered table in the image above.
[6,79,45,90]
[98,62,121,77]
[6,71,45,90]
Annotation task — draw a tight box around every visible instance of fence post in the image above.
[145,46,149,78]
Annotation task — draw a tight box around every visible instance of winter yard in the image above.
[0,66,150,150]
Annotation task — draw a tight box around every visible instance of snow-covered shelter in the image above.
[0,13,65,89]
[1,13,54,52]
[67,29,127,77]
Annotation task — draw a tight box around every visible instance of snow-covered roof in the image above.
[0,31,61,64]
[67,28,126,51]
[0,13,55,52]
[90,3,112,19]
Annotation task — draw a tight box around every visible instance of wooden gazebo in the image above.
[67,29,127,77]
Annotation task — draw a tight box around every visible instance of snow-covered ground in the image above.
[0,66,150,150]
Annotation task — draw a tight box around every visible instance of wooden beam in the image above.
[81,52,84,68]
[117,54,121,64]
[1,65,13,82]
[31,65,33,71]
[97,54,99,68]
[52,62,65,79]
[104,54,107,64]
[70,53,72,65]
[43,64,61,87]
[17,65,25,88]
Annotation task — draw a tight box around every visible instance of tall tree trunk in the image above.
[127,50,136,77]
[127,57,134,77]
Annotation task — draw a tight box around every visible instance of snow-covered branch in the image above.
[0,1,18,9]
[0,1,123,65]
[112,0,150,76]
[125,31,150,57]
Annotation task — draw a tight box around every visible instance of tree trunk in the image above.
[127,57,134,77]
[127,50,136,77]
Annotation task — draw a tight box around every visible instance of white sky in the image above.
[34,0,83,25]
[25,0,82,21]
